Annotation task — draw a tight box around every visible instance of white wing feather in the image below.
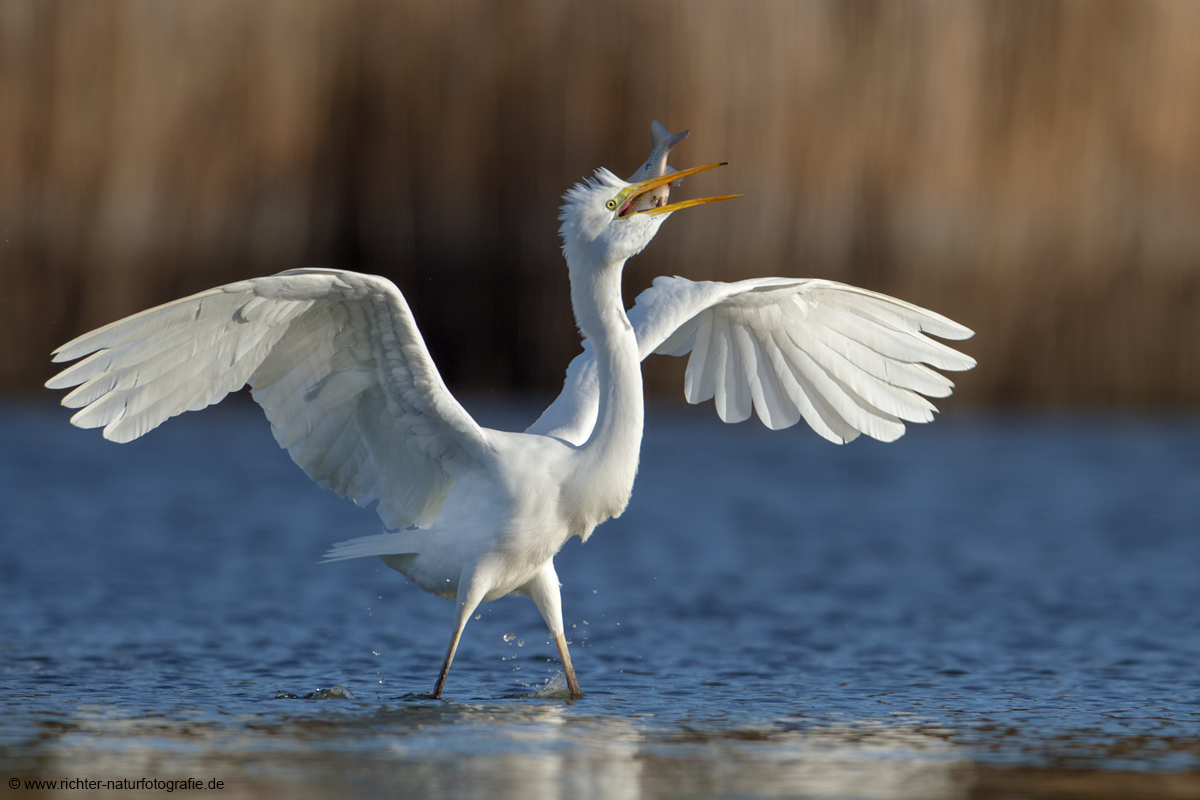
[528,276,975,445]
[47,268,490,530]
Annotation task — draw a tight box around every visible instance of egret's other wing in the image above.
[639,276,975,442]
[529,276,975,445]
[47,269,491,529]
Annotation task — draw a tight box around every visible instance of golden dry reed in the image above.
[3,0,1199,406]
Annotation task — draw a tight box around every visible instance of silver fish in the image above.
[624,121,689,213]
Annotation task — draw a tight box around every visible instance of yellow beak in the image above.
[607,162,741,218]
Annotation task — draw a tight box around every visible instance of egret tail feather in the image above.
[321,530,423,562]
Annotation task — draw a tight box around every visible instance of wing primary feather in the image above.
[709,313,733,417]
[683,311,718,404]
[797,316,956,398]
[809,283,974,341]
[775,328,885,442]
[714,315,751,423]
[773,354,858,444]
[811,302,975,371]
[790,328,938,422]
[50,287,233,363]
[747,331,802,430]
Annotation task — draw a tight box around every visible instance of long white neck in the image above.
[563,247,644,537]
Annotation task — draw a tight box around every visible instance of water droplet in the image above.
[582,620,589,625]
[518,640,524,647]
[592,589,598,593]
[503,633,516,642]
[372,651,380,656]
[474,614,481,620]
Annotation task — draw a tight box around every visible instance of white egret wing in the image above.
[529,276,975,445]
[47,268,491,529]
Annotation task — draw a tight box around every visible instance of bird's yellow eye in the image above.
[605,198,618,210]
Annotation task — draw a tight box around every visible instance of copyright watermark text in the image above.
[8,777,224,791]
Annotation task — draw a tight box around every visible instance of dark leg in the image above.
[431,570,486,699]
[525,560,584,699]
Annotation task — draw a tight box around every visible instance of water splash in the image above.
[274,685,356,700]
[531,672,572,699]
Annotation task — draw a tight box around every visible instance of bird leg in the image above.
[554,631,583,699]
[524,560,584,699]
[431,624,465,700]
[432,568,487,699]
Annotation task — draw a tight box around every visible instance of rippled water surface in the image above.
[3,398,1199,798]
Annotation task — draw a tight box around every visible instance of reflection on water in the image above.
[2,399,1200,798]
[27,702,971,800]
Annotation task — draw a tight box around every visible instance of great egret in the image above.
[46,122,975,699]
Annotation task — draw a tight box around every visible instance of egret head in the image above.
[558,161,738,269]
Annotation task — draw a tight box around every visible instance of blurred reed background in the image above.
[3,0,1199,405]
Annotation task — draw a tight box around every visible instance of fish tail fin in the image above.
[651,120,689,151]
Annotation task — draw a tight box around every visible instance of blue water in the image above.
[2,398,1199,797]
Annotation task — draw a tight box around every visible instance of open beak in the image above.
[608,162,741,218]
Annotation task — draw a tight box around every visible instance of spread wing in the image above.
[528,276,975,445]
[46,268,491,529]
